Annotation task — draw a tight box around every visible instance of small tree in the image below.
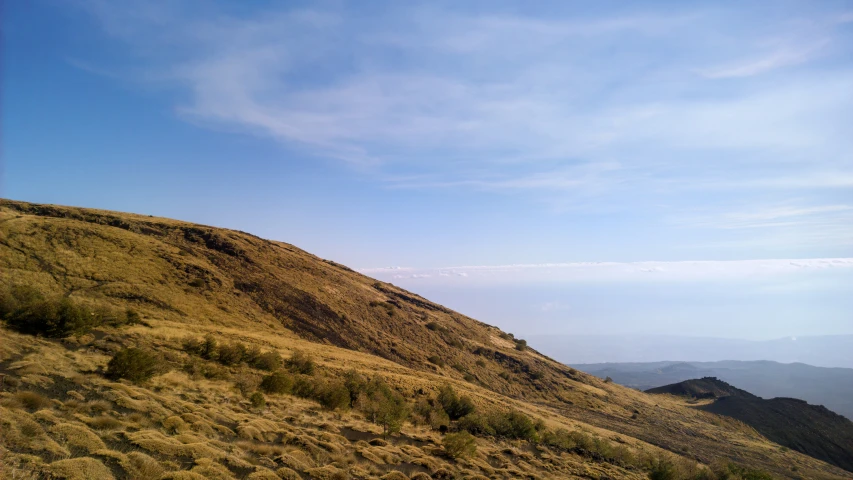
[648,455,677,480]
[443,432,477,459]
[287,350,316,375]
[106,347,160,383]
[315,380,351,410]
[253,351,282,371]
[259,370,294,394]
[200,334,218,360]
[356,379,409,436]
[437,384,475,420]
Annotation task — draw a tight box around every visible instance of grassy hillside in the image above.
[1,199,850,480]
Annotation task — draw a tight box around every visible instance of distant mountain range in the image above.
[575,360,853,421]
[528,333,853,368]
[647,377,853,473]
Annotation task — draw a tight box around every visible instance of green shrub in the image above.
[451,363,465,372]
[437,384,476,420]
[199,334,218,360]
[425,321,444,332]
[250,392,266,409]
[648,455,677,480]
[287,350,316,375]
[3,287,100,337]
[260,371,294,394]
[475,359,486,367]
[292,374,315,398]
[315,381,351,410]
[514,339,528,351]
[124,308,142,325]
[343,369,368,406]
[458,413,495,437]
[217,342,246,366]
[413,398,450,430]
[427,356,445,367]
[443,432,477,459]
[490,410,537,441]
[106,347,160,383]
[253,351,282,371]
[356,377,409,435]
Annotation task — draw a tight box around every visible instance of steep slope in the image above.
[2,199,850,479]
[647,377,853,473]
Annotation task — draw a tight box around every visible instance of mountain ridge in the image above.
[646,377,853,473]
[2,198,850,479]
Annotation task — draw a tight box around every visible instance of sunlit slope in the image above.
[1,198,850,479]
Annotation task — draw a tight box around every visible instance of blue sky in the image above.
[3,0,852,340]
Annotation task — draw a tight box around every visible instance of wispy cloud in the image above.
[677,204,853,229]
[700,41,829,78]
[72,1,853,250]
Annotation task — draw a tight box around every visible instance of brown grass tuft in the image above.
[4,391,52,411]
[47,457,114,480]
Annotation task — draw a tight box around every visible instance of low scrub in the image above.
[1,285,138,337]
[437,384,475,420]
[458,409,539,441]
[106,347,161,383]
[443,431,477,459]
[260,370,294,394]
[183,335,283,370]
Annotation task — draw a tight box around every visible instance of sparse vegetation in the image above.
[1,285,134,337]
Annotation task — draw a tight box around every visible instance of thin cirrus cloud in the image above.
[72,1,853,251]
[76,2,852,168]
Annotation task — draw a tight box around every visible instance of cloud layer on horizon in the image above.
[362,258,853,284]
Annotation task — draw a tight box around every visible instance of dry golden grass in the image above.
[1,199,851,480]
[47,457,114,480]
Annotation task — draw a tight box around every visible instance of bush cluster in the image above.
[457,409,541,441]
[1,285,141,337]
[106,347,161,383]
[286,349,316,375]
[443,431,477,459]
[182,335,282,370]
[255,359,409,435]
[437,384,475,420]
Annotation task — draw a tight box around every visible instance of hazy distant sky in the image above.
[3,1,852,340]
